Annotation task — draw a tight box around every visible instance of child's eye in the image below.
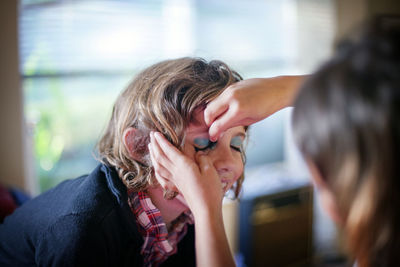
[194,138,217,152]
[230,136,243,152]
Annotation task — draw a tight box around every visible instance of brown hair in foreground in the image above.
[292,16,400,267]
[97,57,245,197]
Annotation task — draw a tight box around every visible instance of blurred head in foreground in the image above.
[292,16,400,267]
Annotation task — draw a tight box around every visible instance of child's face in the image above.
[172,109,245,210]
[161,108,245,213]
[154,108,246,217]
[182,109,245,194]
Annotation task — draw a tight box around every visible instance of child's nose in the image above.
[211,147,240,178]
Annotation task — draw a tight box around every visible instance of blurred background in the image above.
[18,0,335,192]
[1,0,399,266]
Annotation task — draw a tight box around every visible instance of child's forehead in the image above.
[189,106,206,124]
[187,108,208,135]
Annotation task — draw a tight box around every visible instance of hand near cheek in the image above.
[148,132,224,216]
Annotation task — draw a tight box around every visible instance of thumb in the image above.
[196,153,214,175]
[204,100,228,127]
[208,107,239,141]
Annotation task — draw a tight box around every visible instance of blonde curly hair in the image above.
[97,57,245,197]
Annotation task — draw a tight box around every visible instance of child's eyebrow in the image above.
[190,115,204,126]
[187,127,209,136]
[189,105,207,126]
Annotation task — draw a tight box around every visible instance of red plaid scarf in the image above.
[127,190,194,267]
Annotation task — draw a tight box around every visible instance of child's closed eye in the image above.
[230,136,243,152]
[194,138,217,152]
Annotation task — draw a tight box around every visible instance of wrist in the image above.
[257,76,297,113]
[191,201,223,222]
[280,75,307,107]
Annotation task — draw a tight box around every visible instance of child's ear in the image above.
[307,159,343,224]
[123,127,141,160]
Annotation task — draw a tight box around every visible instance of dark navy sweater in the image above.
[0,164,195,267]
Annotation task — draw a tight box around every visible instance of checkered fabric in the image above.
[127,190,194,267]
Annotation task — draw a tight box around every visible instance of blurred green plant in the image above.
[34,110,65,191]
[35,112,64,169]
[27,76,68,192]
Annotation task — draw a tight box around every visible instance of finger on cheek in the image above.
[150,133,163,156]
[196,153,210,172]
[148,143,157,167]
[150,146,166,174]
[154,131,182,160]
[148,142,153,158]
[150,131,156,147]
[153,132,166,153]
[154,132,166,149]
[194,151,205,162]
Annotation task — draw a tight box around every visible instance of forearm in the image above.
[262,75,307,112]
[281,75,307,107]
[193,208,236,267]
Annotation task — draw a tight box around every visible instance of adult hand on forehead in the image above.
[148,131,224,216]
[204,76,305,141]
